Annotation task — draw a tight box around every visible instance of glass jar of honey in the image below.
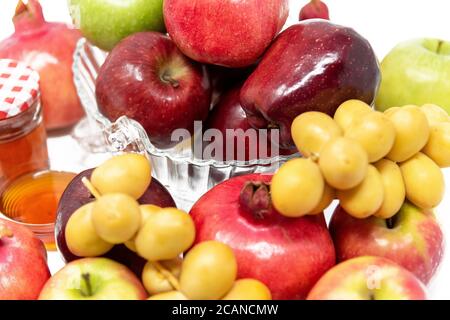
[0,59,69,249]
[0,59,49,189]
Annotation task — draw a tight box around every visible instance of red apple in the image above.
[240,20,380,148]
[96,32,211,149]
[330,203,444,284]
[299,0,330,21]
[163,0,289,68]
[207,64,255,106]
[205,85,296,161]
[55,168,176,276]
[307,256,427,300]
[39,258,147,300]
[0,218,50,300]
[189,173,336,300]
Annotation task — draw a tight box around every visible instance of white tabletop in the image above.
[1,0,449,299]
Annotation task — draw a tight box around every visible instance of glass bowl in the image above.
[72,38,296,210]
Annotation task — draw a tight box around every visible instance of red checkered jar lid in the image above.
[0,59,40,121]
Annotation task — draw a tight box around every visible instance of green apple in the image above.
[38,258,147,300]
[376,38,450,115]
[68,0,165,51]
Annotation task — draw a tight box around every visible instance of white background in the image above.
[1,0,449,299]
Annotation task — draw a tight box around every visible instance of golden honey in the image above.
[1,171,76,224]
[0,106,49,192]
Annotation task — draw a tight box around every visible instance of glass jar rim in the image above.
[0,99,42,142]
[0,97,40,124]
[0,211,55,228]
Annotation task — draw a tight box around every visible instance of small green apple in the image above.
[376,38,450,115]
[38,258,147,300]
[68,0,165,51]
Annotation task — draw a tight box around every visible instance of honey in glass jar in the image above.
[0,59,49,190]
[0,171,76,225]
[0,59,64,248]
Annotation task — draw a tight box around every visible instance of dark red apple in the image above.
[207,64,255,107]
[299,0,330,21]
[240,20,380,148]
[189,173,336,300]
[205,85,296,161]
[0,218,50,299]
[163,0,289,68]
[55,169,176,275]
[96,32,212,149]
[330,202,444,284]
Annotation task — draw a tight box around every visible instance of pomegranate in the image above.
[189,173,336,300]
[0,0,84,131]
[299,0,330,21]
[0,218,50,300]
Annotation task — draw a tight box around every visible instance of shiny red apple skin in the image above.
[0,218,50,300]
[307,256,427,300]
[299,0,330,21]
[189,173,336,300]
[330,203,444,284]
[207,64,255,106]
[0,0,84,131]
[163,0,289,68]
[205,85,296,161]
[55,168,176,276]
[96,32,212,148]
[208,65,255,93]
[240,20,380,148]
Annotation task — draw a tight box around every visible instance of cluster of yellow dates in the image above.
[271,100,449,219]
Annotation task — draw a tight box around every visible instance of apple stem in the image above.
[81,177,102,199]
[161,71,180,88]
[385,216,397,229]
[152,261,181,291]
[81,273,93,297]
[0,224,13,240]
[239,181,272,219]
[437,40,444,54]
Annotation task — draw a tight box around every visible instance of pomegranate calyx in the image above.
[310,0,324,12]
[239,181,272,219]
[13,0,46,33]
